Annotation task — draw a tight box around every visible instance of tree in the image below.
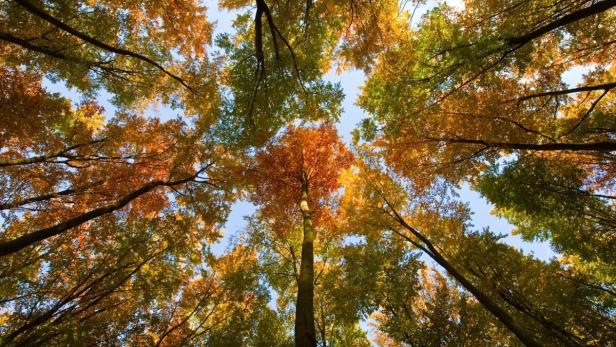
[0,2,237,338]
[475,155,616,284]
[358,0,616,285]
[371,268,516,346]
[0,0,216,110]
[339,156,616,346]
[0,67,230,257]
[215,0,404,146]
[248,124,353,347]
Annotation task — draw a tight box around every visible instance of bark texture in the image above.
[294,182,317,347]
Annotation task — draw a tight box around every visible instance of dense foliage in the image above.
[1,0,614,346]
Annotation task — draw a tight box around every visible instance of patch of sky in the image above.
[41,78,182,121]
[210,200,256,257]
[562,64,595,87]
[206,4,237,38]
[324,69,369,143]
[42,79,116,119]
[341,234,367,247]
[401,0,465,28]
[457,183,555,261]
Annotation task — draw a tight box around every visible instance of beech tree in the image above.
[247,124,353,347]
[338,156,616,346]
[359,0,616,289]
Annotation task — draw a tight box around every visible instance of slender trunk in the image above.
[295,182,317,347]
[416,242,543,347]
[382,197,542,347]
[319,300,327,347]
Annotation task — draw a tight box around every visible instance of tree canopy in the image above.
[1,0,615,346]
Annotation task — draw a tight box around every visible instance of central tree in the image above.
[248,124,353,347]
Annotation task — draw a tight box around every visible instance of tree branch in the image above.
[13,0,194,92]
[517,82,616,102]
[430,137,616,152]
[0,139,106,167]
[0,168,212,257]
[505,0,616,47]
[378,193,541,347]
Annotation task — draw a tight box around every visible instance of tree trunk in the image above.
[295,182,317,347]
[383,197,543,347]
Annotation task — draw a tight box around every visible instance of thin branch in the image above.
[13,0,194,92]
[378,193,541,346]
[0,139,106,167]
[0,166,213,257]
[517,82,616,102]
[559,88,610,137]
[505,0,616,47]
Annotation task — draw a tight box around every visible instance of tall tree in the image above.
[215,0,404,146]
[248,124,353,347]
[358,0,616,284]
[339,156,616,346]
[0,0,216,110]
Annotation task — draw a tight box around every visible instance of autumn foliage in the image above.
[1,0,616,345]
[248,124,353,235]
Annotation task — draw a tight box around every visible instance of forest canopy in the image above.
[0,0,615,346]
